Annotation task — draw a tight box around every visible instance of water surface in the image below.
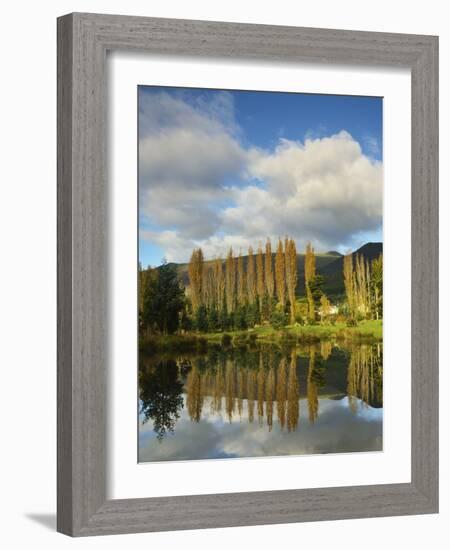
[139,342,382,462]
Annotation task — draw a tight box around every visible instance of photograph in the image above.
[1,1,442,543]
[138,86,383,462]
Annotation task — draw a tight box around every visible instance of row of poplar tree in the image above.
[188,238,299,330]
[139,237,383,335]
[343,252,383,321]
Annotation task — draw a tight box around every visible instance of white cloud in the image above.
[139,91,247,241]
[219,131,382,252]
[139,92,382,263]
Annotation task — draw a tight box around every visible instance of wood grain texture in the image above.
[410,36,439,506]
[75,484,435,536]
[57,12,439,537]
[57,13,73,535]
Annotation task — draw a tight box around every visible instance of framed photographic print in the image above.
[137,86,384,463]
[57,13,438,536]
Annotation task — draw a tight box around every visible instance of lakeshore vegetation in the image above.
[139,238,383,348]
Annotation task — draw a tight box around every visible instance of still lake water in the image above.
[139,342,383,462]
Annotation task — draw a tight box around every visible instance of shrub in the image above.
[346,318,358,327]
[270,309,287,330]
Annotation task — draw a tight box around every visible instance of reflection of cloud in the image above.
[139,91,383,263]
[139,395,382,463]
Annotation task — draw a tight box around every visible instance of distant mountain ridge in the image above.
[320,242,382,297]
[161,242,382,299]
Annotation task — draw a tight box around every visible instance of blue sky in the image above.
[173,88,383,157]
[138,86,383,267]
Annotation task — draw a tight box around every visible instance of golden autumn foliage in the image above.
[237,251,246,305]
[305,242,316,321]
[247,246,256,304]
[265,238,274,301]
[174,344,382,429]
[188,248,204,312]
[184,239,382,328]
[225,247,236,313]
[343,252,355,317]
[285,238,298,324]
[213,257,224,311]
[343,252,382,320]
[275,238,286,307]
[256,244,265,300]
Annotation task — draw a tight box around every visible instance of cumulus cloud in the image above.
[139,90,247,241]
[139,91,382,263]
[220,131,382,252]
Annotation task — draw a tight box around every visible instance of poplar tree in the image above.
[343,252,355,318]
[285,238,298,324]
[365,259,372,316]
[214,257,225,311]
[275,238,286,307]
[225,247,236,313]
[256,244,265,300]
[320,294,331,322]
[188,248,204,312]
[305,242,316,281]
[237,251,246,305]
[202,265,215,311]
[371,253,383,320]
[304,242,316,321]
[353,254,371,319]
[246,246,256,304]
[265,238,275,303]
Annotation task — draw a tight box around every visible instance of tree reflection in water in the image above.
[139,343,383,441]
[347,343,383,412]
[139,359,184,441]
[307,348,327,424]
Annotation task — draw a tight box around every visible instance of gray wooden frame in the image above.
[57,12,439,537]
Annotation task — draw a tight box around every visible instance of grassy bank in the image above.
[140,320,382,353]
[204,320,382,343]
